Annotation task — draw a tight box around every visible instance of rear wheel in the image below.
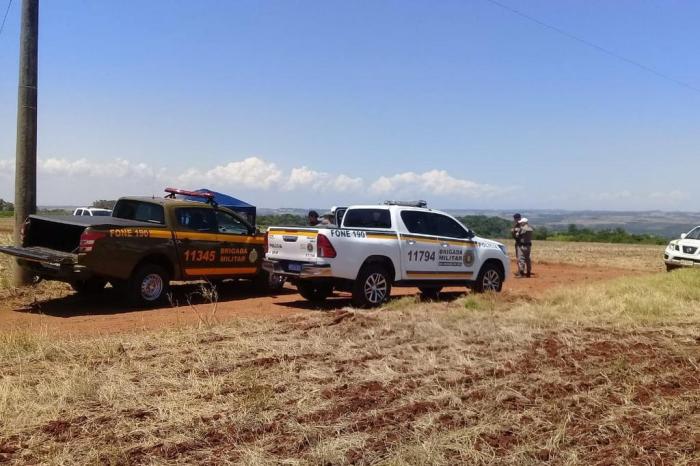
[419,286,442,300]
[352,265,392,308]
[125,264,171,307]
[473,262,504,293]
[70,278,107,295]
[297,280,333,303]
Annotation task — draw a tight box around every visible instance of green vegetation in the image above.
[547,224,667,245]
[458,215,667,245]
[256,213,307,229]
[0,199,14,217]
[92,200,117,210]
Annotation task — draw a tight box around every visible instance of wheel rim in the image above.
[364,272,387,304]
[482,269,501,291]
[141,273,164,301]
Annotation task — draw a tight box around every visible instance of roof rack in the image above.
[383,200,428,208]
[164,188,217,207]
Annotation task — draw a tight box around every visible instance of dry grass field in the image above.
[499,238,664,272]
[1,270,698,464]
[0,222,696,464]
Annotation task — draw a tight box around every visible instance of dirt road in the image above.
[0,261,646,337]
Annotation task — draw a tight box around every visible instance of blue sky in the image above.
[0,0,699,210]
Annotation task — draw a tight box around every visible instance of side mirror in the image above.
[681,233,687,239]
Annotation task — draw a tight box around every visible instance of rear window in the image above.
[113,200,165,224]
[343,209,391,229]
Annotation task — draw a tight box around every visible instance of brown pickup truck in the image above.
[0,191,276,306]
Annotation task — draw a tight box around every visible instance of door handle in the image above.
[441,242,449,248]
[407,240,416,245]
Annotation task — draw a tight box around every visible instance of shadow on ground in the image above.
[276,290,468,311]
[11,280,296,318]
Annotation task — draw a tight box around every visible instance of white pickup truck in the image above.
[262,202,510,308]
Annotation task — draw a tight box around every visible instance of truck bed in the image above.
[24,215,164,253]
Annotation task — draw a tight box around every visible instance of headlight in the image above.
[498,244,507,255]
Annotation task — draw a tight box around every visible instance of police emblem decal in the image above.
[463,250,475,267]
[248,249,259,263]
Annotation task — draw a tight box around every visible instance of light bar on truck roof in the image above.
[164,187,214,200]
[383,200,428,208]
[164,188,218,207]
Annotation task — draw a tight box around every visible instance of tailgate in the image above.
[266,228,318,261]
[0,245,77,265]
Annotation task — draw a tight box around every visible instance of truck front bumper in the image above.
[664,253,700,268]
[262,259,333,279]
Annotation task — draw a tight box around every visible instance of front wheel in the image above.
[297,280,333,303]
[125,264,171,307]
[352,265,392,308]
[473,263,504,293]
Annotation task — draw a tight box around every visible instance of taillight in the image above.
[316,234,336,258]
[263,231,269,254]
[79,230,107,253]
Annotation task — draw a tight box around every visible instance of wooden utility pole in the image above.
[13,0,39,286]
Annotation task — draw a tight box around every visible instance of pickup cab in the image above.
[263,202,510,307]
[0,189,274,306]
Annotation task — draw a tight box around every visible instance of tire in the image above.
[473,262,504,293]
[125,264,171,307]
[666,264,678,272]
[70,278,107,295]
[352,265,392,308]
[297,280,333,303]
[419,286,442,300]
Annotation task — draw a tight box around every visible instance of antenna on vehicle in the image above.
[383,200,427,208]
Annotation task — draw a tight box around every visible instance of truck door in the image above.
[398,210,442,281]
[173,207,221,278]
[431,213,477,280]
[212,209,263,276]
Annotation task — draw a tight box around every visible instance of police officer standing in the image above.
[511,213,522,265]
[514,217,534,278]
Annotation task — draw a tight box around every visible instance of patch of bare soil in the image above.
[0,262,646,337]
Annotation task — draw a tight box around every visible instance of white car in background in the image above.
[664,226,700,271]
[72,207,112,217]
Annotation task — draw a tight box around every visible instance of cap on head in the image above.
[519,217,528,224]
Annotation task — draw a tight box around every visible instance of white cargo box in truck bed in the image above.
[263,203,509,308]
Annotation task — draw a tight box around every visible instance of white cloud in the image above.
[648,190,688,203]
[285,166,363,192]
[370,169,500,198]
[40,157,156,179]
[176,157,282,189]
[0,155,513,205]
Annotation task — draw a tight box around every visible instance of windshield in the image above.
[685,227,700,240]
